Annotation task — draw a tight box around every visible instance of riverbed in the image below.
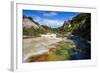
[23,34,90,62]
[23,35,63,61]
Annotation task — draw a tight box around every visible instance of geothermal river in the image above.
[23,34,63,61]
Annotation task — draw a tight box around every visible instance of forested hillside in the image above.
[23,13,91,40]
[23,13,91,62]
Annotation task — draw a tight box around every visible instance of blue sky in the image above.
[23,10,79,28]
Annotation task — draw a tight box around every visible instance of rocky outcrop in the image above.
[23,16,40,29]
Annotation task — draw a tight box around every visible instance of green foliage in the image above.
[23,13,91,40]
[71,13,91,41]
[23,26,47,37]
[23,13,91,61]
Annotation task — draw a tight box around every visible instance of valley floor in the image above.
[23,33,90,62]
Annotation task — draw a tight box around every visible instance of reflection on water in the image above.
[70,35,91,60]
[23,34,91,62]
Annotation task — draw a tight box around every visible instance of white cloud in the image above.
[34,16,42,22]
[40,19,64,28]
[33,16,64,28]
[43,12,58,17]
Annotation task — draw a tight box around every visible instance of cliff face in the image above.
[22,13,91,62]
[23,16,40,29]
[23,16,46,37]
[71,13,91,41]
[23,13,91,41]
[60,13,91,40]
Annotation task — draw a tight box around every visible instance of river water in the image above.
[23,34,91,62]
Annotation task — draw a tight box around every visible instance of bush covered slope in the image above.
[23,13,91,41]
